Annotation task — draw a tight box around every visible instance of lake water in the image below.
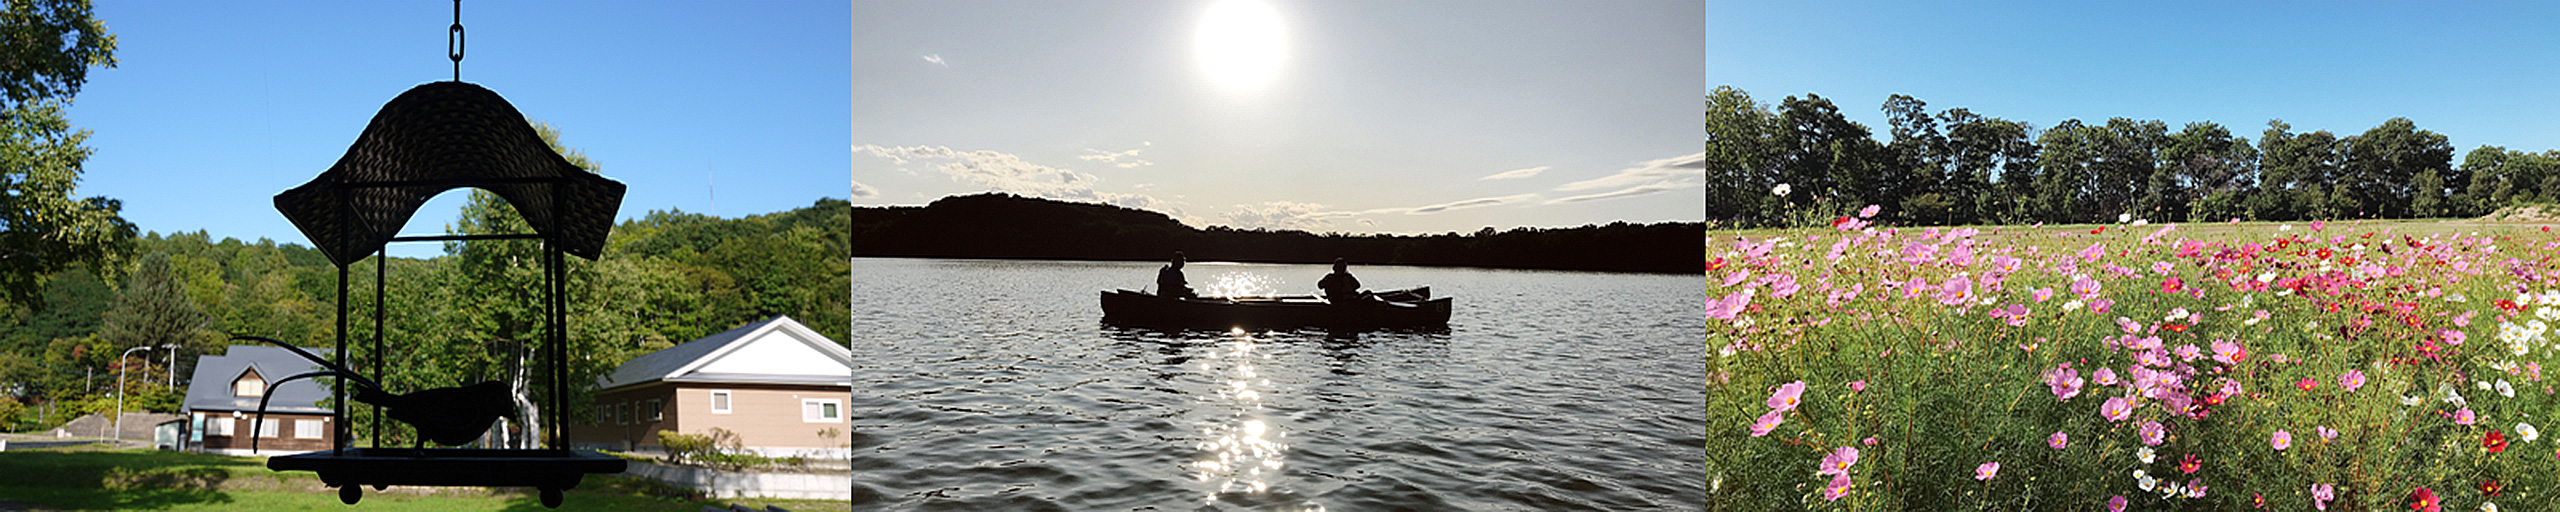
[847,257,1705,511]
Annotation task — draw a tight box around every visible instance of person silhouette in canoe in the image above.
[1159,251,1197,299]
[1319,257,1371,304]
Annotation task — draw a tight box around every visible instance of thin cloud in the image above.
[1410,194,1538,213]
[1481,165,1550,180]
[1223,201,1333,231]
[1078,147,1153,168]
[921,54,948,67]
[1545,152,1704,204]
[851,179,879,198]
[852,144,1162,210]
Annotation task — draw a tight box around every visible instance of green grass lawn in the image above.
[0,446,845,511]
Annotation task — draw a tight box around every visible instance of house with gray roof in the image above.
[182,344,337,455]
[569,316,851,458]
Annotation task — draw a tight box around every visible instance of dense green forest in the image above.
[1708,86,2560,227]
[0,196,851,435]
[853,193,1702,274]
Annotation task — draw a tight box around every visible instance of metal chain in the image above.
[448,0,465,81]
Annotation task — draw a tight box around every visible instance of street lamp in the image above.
[163,344,179,388]
[112,345,173,446]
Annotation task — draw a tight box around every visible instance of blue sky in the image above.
[68,2,850,259]
[1711,1,2560,155]
[852,0,1705,235]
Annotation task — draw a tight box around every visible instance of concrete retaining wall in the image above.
[623,461,850,501]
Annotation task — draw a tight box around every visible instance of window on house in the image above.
[257,419,281,438]
[647,399,663,422]
[295,419,324,439]
[802,398,842,423]
[233,371,265,398]
[711,391,732,414]
[616,403,629,425]
[210,416,235,436]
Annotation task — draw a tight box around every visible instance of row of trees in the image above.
[1708,86,2560,227]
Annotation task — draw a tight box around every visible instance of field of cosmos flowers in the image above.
[1708,205,2560,511]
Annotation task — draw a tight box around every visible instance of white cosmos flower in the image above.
[2520,422,2540,443]
[2119,213,2133,223]
[1773,183,1792,197]
[2498,379,2516,398]
[2137,446,2155,464]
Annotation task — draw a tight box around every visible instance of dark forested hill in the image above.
[853,193,1702,274]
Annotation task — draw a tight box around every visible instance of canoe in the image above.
[1100,286,1453,329]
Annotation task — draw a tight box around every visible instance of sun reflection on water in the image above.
[1203,271,1283,298]
[1192,328,1304,507]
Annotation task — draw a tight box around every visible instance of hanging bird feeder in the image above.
[255,2,628,507]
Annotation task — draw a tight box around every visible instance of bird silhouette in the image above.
[235,336,519,450]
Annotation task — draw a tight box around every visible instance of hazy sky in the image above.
[70,2,850,258]
[1711,1,2560,154]
[852,0,1705,235]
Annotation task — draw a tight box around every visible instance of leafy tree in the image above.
[2341,118,2454,218]
[0,0,127,306]
[1707,87,1780,225]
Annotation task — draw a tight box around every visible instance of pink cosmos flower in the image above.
[2072,278,2102,299]
[2212,339,2247,365]
[2442,329,2465,346]
[1819,446,1859,476]
[2318,425,2338,442]
[2094,367,2119,386]
[2455,408,2477,425]
[1997,303,2031,327]
[1862,436,1877,446]
[2174,344,2203,362]
[2117,317,2143,334]
[2271,430,2292,450]
[1974,461,1999,480]
[1707,289,1755,320]
[1848,380,1866,392]
[2045,366,2084,400]
[1858,204,1881,218]
[2090,298,2115,313]
[2048,431,2069,449]
[2140,421,2167,446]
[2080,242,2105,262]
[2340,370,2366,392]
[1823,473,1853,501]
[1749,409,1784,437]
[2108,495,2128,512]
[2101,396,2133,422]
[1936,277,1975,306]
[1720,269,1751,287]
[2032,287,2054,303]
[2311,483,2335,510]
[1767,381,1806,411]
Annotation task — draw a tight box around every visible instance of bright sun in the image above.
[1194,0,1286,92]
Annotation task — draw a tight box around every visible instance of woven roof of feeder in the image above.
[275,81,625,267]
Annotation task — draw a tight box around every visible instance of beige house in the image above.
[570,316,851,459]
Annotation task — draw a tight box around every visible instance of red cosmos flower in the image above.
[2162,277,2184,293]
[2317,247,2333,260]
[2407,487,2439,512]
[2297,377,2317,391]
[2092,226,2107,234]
[2486,430,2508,453]
[2480,479,2504,496]
[2166,323,2188,333]
[2179,453,2201,474]
[1832,216,1852,227]
[2499,299,2524,312]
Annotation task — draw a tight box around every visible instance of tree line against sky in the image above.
[1708,86,2560,228]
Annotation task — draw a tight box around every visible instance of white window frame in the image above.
[233,374,265,398]
[647,399,663,422]
[294,419,324,439]
[802,398,842,423]
[257,418,281,438]
[711,390,732,414]
[210,416,235,436]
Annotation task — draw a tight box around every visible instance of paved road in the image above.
[0,439,108,451]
